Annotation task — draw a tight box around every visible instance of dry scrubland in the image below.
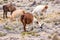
[0,0,60,40]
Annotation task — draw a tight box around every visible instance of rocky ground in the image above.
[0,0,60,40]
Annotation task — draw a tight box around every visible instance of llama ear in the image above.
[23,11,25,14]
[45,5,48,9]
[41,5,48,12]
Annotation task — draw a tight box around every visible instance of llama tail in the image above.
[21,15,24,20]
[45,5,48,9]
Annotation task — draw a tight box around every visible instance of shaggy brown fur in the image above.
[3,4,16,19]
[21,13,33,32]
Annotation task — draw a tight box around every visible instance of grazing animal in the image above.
[21,13,33,31]
[10,9,26,21]
[21,12,41,32]
[32,5,48,16]
[3,3,16,19]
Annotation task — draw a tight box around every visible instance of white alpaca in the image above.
[32,5,48,16]
[31,5,48,27]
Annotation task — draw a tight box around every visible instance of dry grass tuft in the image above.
[21,31,40,37]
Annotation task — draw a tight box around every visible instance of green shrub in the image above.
[0,32,7,37]
[21,32,40,37]
[4,25,13,30]
[3,0,8,1]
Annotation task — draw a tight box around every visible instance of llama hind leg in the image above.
[23,22,26,32]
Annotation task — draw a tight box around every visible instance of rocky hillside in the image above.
[0,0,60,40]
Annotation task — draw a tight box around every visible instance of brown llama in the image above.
[21,13,33,32]
[3,3,16,19]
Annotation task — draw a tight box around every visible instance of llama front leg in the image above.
[11,11,13,15]
[3,12,7,19]
[5,12,7,18]
[3,12,5,19]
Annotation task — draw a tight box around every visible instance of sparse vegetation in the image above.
[21,32,40,37]
[52,34,58,40]
[0,1,3,5]
[44,20,51,23]
[3,0,8,3]
[21,32,35,36]
[4,25,13,30]
[0,32,7,37]
[50,0,55,1]
[3,0,8,1]
[48,35,51,39]
[0,0,59,40]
